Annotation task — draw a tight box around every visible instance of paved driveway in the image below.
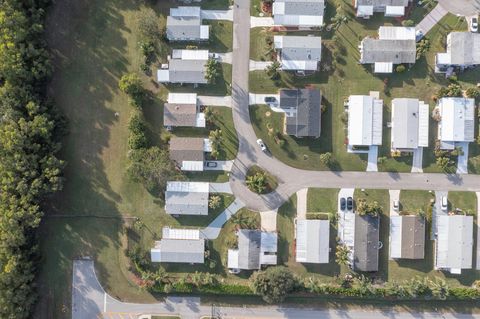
[260,209,278,231]
[389,189,400,216]
[202,9,233,21]
[432,191,448,239]
[411,147,424,173]
[416,4,448,34]
[250,16,274,27]
[209,182,233,194]
[204,160,234,171]
[366,146,378,172]
[214,52,233,64]
[456,142,469,174]
[249,60,273,71]
[296,188,308,220]
[438,0,480,16]
[197,95,232,107]
[249,93,280,105]
[202,198,245,239]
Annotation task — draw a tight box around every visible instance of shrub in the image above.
[401,19,414,27]
[396,65,406,73]
[466,87,480,99]
[319,152,333,166]
[356,198,382,216]
[251,267,297,303]
[437,83,463,98]
[128,113,149,150]
[205,59,221,84]
[137,7,163,42]
[119,73,146,107]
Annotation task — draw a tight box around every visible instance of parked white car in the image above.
[470,17,478,32]
[441,196,448,211]
[256,138,267,152]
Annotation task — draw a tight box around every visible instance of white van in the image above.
[441,196,448,211]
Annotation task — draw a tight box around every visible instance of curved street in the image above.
[228,0,480,212]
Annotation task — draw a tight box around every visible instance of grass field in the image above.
[307,188,339,213]
[249,0,473,173]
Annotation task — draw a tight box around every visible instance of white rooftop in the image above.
[162,227,200,240]
[166,181,209,193]
[296,219,330,264]
[348,95,383,146]
[438,97,475,143]
[170,6,202,17]
[436,215,473,273]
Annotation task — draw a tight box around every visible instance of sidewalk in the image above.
[416,4,448,34]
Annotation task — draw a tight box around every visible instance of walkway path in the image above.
[432,190,448,239]
[249,60,273,71]
[366,146,378,172]
[456,141,469,174]
[73,259,480,319]
[416,3,448,34]
[389,189,400,216]
[250,16,274,27]
[411,147,424,173]
[201,198,245,239]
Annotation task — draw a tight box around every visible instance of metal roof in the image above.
[231,230,278,270]
[274,36,322,70]
[166,181,209,193]
[166,7,208,41]
[353,214,380,272]
[356,0,408,6]
[348,95,383,146]
[378,26,415,40]
[439,32,480,66]
[273,0,325,27]
[164,103,198,127]
[296,219,330,263]
[172,49,209,60]
[280,88,322,138]
[360,39,416,64]
[391,98,429,150]
[151,239,204,263]
[436,215,473,271]
[390,215,425,259]
[170,6,202,17]
[168,93,198,104]
[165,181,209,215]
[438,97,475,143]
[159,59,207,84]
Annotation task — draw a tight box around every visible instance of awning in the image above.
[385,6,405,17]
[357,5,373,17]
[374,62,393,73]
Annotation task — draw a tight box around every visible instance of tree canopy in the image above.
[250,266,297,303]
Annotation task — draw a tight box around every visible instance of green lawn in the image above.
[176,193,235,227]
[249,0,470,173]
[399,190,434,214]
[168,106,239,161]
[250,104,367,171]
[169,20,233,53]
[201,0,231,9]
[307,188,339,213]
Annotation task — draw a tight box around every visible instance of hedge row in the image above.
[0,1,64,318]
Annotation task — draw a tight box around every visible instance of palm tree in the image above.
[335,244,350,266]
[246,172,267,193]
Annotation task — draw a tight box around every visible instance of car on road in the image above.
[470,17,478,32]
[256,138,267,152]
[393,200,399,211]
[340,198,346,211]
[347,197,353,211]
[441,196,448,211]
[205,161,218,168]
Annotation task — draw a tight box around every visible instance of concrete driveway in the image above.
[260,209,278,231]
[202,9,233,21]
[296,188,308,220]
[248,93,280,105]
[432,191,448,239]
[456,142,469,174]
[202,199,245,239]
[389,189,400,216]
[366,146,378,172]
[250,16,274,27]
[204,160,234,171]
[438,0,480,16]
[416,4,448,34]
[209,182,233,194]
[197,95,232,107]
[411,147,424,173]
[249,60,273,71]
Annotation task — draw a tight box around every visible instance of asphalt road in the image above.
[437,0,480,16]
[73,259,480,319]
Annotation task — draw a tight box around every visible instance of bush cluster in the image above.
[0,1,65,317]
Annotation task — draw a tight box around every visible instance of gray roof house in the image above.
[279,88,322,138]
[169,137,211,171]
[273,35,322,71]
[157,50,209,84]
[355,0,410,18]
[353,214,380,272]
[390,215,425,259]
[435,215,473,274]
[391,98,429,152]
[295,219,330,263]
[437,97,475,150]
[164,93,206,128]
[151,227,205,263]
[273,0,325,28]
[165,181,209,215]
[166,7,209,41]
[436,32,480,72]
[227,230,278,271]
[359,26,416,73]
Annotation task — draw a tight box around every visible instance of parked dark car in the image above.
[205,161,218,168]
[264,96,276,103]
[340,198,346,211]
[347,197,353,211]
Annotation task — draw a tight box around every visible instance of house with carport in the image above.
[151,227,205,264]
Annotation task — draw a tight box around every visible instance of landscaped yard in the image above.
[249,0,472,173]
